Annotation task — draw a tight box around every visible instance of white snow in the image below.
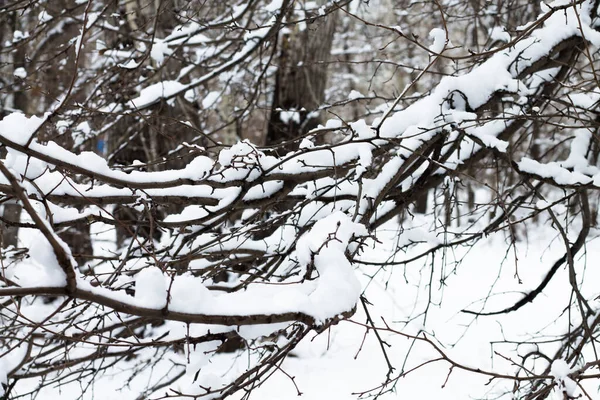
[4,2,600,400]
[348,90,363,100]
[168,273,212,313]
[429,28,447,54]
[551,359,578,397]
[38,10,52,23]
[279,110,301,125]
[13,67,27,78]
[129,81,187,108]
[134,267,167,309]
[202,91,221,109]
[490,26,511,42]
[518,157,592,186]
[118,59,140,69]
[0,112,46,145]
[150,39,172,65]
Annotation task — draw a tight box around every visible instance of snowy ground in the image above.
[236,222,600,400]
[12,217,600,400]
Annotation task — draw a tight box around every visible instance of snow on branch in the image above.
[2,0,600,398]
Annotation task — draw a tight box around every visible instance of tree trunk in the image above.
[266,7,337,150]
[1,12,27,248]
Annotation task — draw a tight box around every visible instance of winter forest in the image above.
[1,0,600,399]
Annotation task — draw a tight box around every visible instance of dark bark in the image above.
[266,8,337,151]
[1,12,25,248]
